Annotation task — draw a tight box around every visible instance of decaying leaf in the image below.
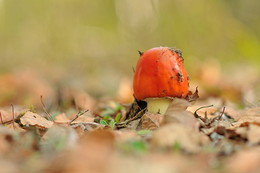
[41,125,78,152]
[20,112,53,129]
[247,124,260,145]
[54,113,70,123]
[46,130,115,173]
[0,108,28,124]
[226,147,260,173]
[151,124,209,153]
[0,127,16,154]
[230,107,260,128]
[138,112,163,130]
[163,98,199,131]
[71,122,104,135]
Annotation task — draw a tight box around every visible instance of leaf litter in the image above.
[0,70,260,173]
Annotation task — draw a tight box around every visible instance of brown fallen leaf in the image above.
[46,129,115,173]
[0,108,28,124]
[72,89,96,110]
[247,124,260,145]
[71,122,105,135]
[138,112,163,130]
[54,113,70,123]
[114,130,140,143]
[151,124,209,153]
[20,112,53,129]
[231,107,260,127]
[163,98,199,131]
[41,125,78,151]
[69,113,95,124]
[226,147,260,173]
[0,126,15,154]
[232,115,260,128]
[0,159,19,173]
[6,122,26,132]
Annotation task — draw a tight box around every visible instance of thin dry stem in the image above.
[40,95,54,121]
[70,110,89,125]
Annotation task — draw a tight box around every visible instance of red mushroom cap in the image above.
[133,47,189,100]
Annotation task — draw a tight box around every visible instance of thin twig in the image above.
[194,104,214,120]
[11,104,15,129]
[0,111,3,125]
[70,110,89,125]
[116,108,146,129]
[40,95,54,121]
[216,107,226,120]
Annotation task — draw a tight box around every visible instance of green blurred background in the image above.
[0,0,260,97]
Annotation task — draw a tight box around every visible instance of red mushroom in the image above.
[133,47,189,114]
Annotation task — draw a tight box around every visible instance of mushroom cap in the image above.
[133,47,189,100]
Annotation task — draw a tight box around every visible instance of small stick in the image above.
[40,96,54,121]
[70,110,89,125]
[194,104,214,120]
[11,104,15,129]
[216,107,226,120]
[0,111,3,124]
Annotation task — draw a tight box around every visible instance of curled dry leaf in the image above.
[185,87,199,103]
[20,112,53,129]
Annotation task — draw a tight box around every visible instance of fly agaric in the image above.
[133,47,189,114]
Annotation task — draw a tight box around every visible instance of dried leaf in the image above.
[163,98,199,131]
[46,130,115,173]
[186,87,199,102]
[114,130,140,143]
[0,127,15,154]
[138,112,163,130]
[72,89,96,110]
[71,122,104,135]
[151,124,209,153]
[227,148,260,173]
[69,113,95,124]
[41,125,78,152]
[20,112,53,129]
[0,108,28,124]
[247,124,260,145]
[54,113,70,123]
[232,115,260,128]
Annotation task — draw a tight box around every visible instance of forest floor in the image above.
[0,67,260,173]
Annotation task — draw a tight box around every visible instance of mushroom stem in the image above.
[145,98,172,114]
